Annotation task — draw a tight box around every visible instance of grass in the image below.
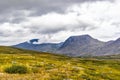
[0,46,120,80]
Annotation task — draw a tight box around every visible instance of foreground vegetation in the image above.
[0,46,120,80]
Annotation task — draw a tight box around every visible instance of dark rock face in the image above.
[13,35,120,57]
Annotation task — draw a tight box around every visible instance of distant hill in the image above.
[0,46,66,57]
[14,40,63,53]
[13,35,120,57]
[0,46,41,54]
[93,38,120,56]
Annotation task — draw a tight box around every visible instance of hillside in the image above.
[0,46,120,80]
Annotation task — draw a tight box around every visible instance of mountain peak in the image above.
[113,37,120,44]
[67,34,93,43]
[116,38,120,41]
[60,34,97,49]
[70,34,91,38]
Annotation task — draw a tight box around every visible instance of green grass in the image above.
[0,46,120,80]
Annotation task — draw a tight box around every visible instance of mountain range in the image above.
[13,35,120,57]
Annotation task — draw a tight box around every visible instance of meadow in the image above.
[0,46,120,80]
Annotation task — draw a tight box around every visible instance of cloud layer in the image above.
[0,0,120,45]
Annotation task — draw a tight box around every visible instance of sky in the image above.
[0,0,120,45]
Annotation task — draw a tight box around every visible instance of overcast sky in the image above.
[0,0,120,45]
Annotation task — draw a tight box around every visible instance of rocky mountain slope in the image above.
[13,35,120,56]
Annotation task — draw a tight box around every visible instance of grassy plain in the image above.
[0,46,120,80]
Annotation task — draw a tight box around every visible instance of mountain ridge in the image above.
[13,34,120,56]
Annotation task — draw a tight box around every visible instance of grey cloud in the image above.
[111,22,120,27]
[27,26,67,34]
[0,10,29,23]
[0,0,113,23]
[0,0,112,15]
[75,21,97,31]
[39,27,67,34]
[0,31,12,37]
[0,0,117,46]
[0,16,27,24]
[10,17,26,23]
[27,23,97,35]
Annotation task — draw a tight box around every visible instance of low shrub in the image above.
[4,65,28,74]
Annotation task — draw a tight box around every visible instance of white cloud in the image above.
[66,0,120,41]
[0,0,120,45]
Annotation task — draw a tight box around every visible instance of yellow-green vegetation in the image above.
[4,65,28,74]
[0,46,120,80]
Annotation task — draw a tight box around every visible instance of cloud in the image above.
[0,0,112,16]
[22,12,97,34]
[0,0,120,45]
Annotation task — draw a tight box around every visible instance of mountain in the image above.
[56,35,105,56]
[14,39,63,53]
[13,35,120,57]
[94,38,120,56]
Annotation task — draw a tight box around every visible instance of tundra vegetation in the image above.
[0,46,120,80]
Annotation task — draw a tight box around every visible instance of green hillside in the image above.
[0,46,120,80]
